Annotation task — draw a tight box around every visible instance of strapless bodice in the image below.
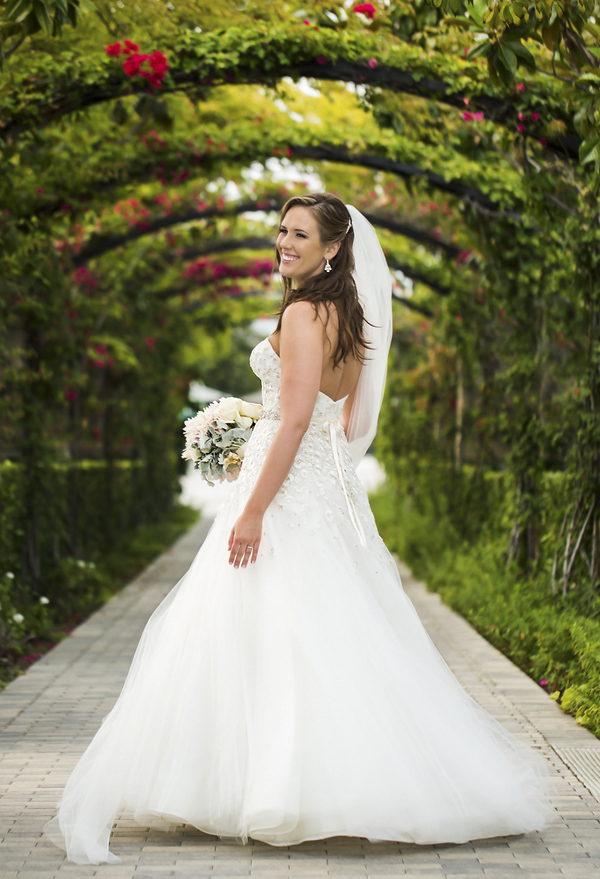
[249,338,348,423]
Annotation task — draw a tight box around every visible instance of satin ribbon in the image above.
[327,421,367,547]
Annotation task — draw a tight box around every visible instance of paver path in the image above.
[1,516,600,879]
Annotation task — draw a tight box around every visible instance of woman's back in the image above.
[269,302,363,404]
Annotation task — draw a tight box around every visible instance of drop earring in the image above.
[324,258,332,273]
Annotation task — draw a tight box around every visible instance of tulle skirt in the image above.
[44,476,555,864]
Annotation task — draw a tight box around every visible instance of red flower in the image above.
[354,3,376,19]
[473,112,484,121]
[106,42,121,57]
[123,53,146,77]
[123,39,139,55]
[317,56,327,64]
[302,19,311,25]
[66,390,78,400]
[574,387,580,395]
[517,123,526,133]
[37,187,43,195]
[145,337,155,347]
[516,82,525,92]
[539,138,547,146]
[531,111,539,121]
[150,50,169,75]
[463,111,473,122]
[368,58,378,68]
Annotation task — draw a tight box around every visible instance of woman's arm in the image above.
[227,301,324,568]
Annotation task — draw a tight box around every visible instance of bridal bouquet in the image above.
[182,397,262,486]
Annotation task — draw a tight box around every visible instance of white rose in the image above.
[238,400,262,420]
[5,572,15,580]
[39,596,50,605]
[234,414,253,429]
[13,613,24,624]
[214,397,241,423]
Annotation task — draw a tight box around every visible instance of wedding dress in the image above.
[45,336,554,865]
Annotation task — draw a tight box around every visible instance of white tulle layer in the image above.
[45,487,554,864]
[45,341,554,864]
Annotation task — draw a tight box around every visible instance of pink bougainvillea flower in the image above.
[368,58,378,68]
[539,679,549,687]
[473,111,484,121]
[518,112,525,121]
[517,123,526,132]
[106,42,121,57]
[354,3,376,19]
[463,111,473,122]
[516,82,525,92]
[317,56,327,64]
[539,138,547,146]
[531,111,539,121]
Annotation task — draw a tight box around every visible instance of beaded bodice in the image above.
[250,338,348,424]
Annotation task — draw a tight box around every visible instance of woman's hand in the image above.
[227,509,263,568]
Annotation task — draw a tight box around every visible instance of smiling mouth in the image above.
[281,254,300,262]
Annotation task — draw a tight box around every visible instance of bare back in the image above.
[269,302,363,403]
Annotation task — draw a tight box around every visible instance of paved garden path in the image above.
[1,508,600,879]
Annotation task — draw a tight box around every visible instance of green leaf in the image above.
[33,0,53,36]
[542,19,560,50]
[507,40,537,73]
[498,43,517,75]
[467,39,491,61]
[21,9,41,34]
[3,0,34,24]
[576,72,600,85]
[580,135,600,165]
[468,1,487,28]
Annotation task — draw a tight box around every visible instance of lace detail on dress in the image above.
[236,339,378,547]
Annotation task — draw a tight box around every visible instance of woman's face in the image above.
[276,205,339,283]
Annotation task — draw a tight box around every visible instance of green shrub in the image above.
[371,480,600,739]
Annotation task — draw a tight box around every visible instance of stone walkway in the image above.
[1,516,600,879]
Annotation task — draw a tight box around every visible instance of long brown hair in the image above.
[274,192,369,368]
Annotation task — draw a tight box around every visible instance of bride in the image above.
[45,192,554,865]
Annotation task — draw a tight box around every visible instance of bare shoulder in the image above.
[281,300,319,327]
[281,301,324,342]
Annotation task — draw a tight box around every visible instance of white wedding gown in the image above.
[45,338,554,864]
